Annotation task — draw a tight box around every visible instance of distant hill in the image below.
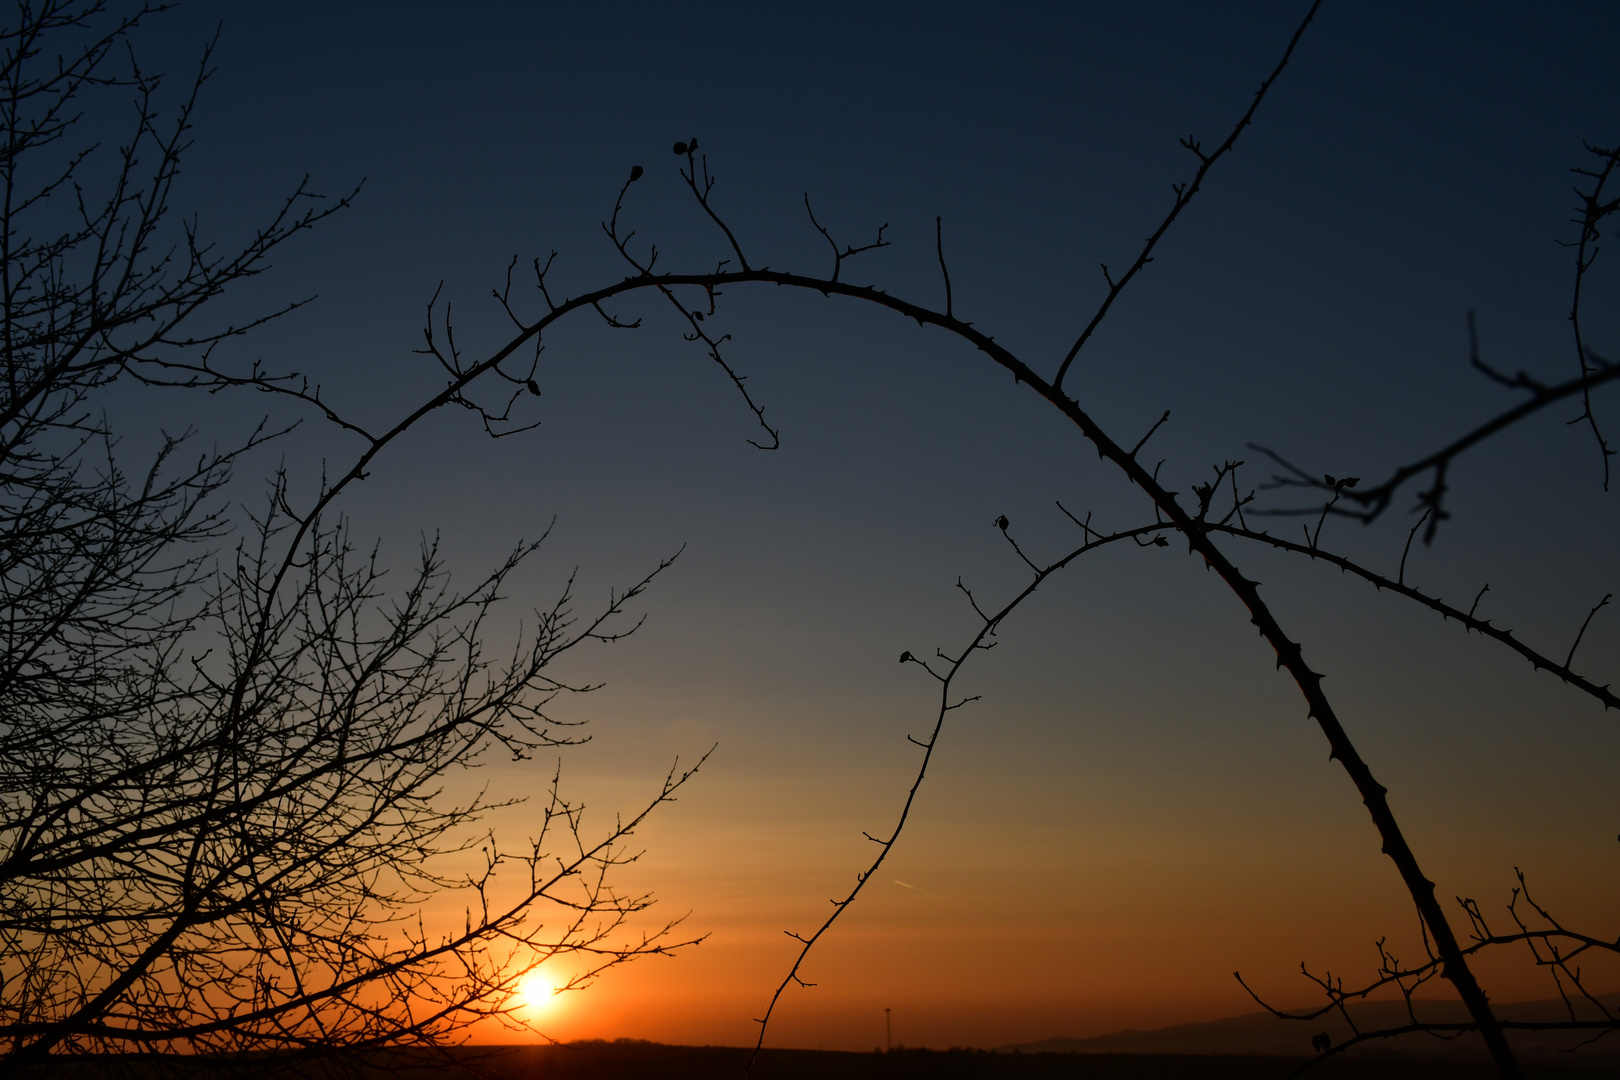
[997,993,1620,1066]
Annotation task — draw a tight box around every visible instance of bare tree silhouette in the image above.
[0,2,703,1067]
[1236,867,1620,1072]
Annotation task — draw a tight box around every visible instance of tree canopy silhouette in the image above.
[0,2,703,1068]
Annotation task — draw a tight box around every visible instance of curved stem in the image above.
[746,523,1170,1069]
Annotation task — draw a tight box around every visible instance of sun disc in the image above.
[517,972,559,1011]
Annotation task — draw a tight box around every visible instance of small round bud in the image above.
[673,142,687,155]
[526,380,541,396]
[994,514,1009,531]
[629,165,644,182]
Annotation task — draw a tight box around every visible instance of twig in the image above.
[1565,593,1612,669]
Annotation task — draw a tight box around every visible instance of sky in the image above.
[87,0,1620,1053]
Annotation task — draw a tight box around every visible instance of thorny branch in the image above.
[1195,517,1619,713]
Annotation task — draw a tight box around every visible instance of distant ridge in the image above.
[997,993,1620,1065]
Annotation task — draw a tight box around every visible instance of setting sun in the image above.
[516,972,560,1013]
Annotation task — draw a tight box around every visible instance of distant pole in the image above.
[885,1007,891,1053]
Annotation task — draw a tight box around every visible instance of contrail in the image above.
[892,879,949,901]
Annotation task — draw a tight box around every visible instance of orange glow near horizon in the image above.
[455,709,1620,1054]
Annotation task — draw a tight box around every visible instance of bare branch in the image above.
[747,519,1169,1068]
[1565,593,1612,670]
[1051,0,1324,392]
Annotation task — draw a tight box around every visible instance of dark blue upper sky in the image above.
[145,0,1620,466]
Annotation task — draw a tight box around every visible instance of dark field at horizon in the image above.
[473,1043,1620,1079]
[23,1043,1620,1080]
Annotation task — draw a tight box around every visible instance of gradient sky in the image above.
[100,0,1620,1052]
